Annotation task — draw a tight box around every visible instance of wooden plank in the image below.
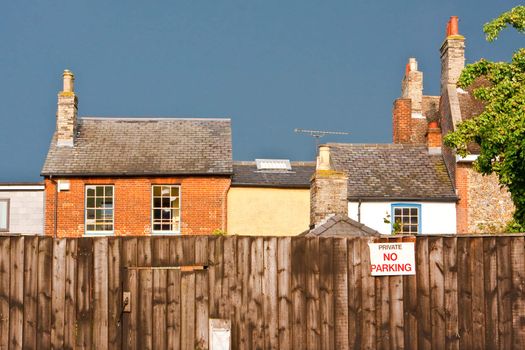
[181,236,195,266]
[167,269,181,350]
[429,237,445,350]
[497,236,513,350]
[457,237,473,350]
[228,236,241,350]
[23,236,38,350]
[443,237,459,350]
[277,237,292,350]
[319,238,334,350]
[76,238,93,350]
[291,237,307,349]
[206,236,219,319]
[361,238,376,350]
[51,238,66,350]
[152,269,167,350]
[470,237,486,350]
[416,237,431,350]
[305,237,320,350]
[63,239,77,350]
[170,236,184,266]
[263,237,279,349]
[9,236,24,350]
[121,238,137,350]
[180,272,195,350]
[389,238,404,350]
[511,236,525,349]
[107,238,121,350]
[93,238,109,350]
[249,238,264,350]
[348,238,362,350]
[375,275,390,350]
[194,235,209,350]
[37,237,53,350]
[138,268,153,350]
[403,240,418,350]
[0,237,10,350]
[237,236,251,349]
[222,237,235,324]
[332,238,348,350]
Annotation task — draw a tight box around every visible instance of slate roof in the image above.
[42,117,232,176]
[328,143,457,201]
[232,161,315,188]
[301,214,382,237]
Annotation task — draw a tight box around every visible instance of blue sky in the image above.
[0,0,522,181]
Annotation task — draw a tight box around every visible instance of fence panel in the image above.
[0,234,524,349]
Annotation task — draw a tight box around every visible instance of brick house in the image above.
[42,71,232,237]
[392,16,514,233]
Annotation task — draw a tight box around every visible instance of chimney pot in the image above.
[449,16,459,36]
[62,69,75,93]
[317,146,332,171]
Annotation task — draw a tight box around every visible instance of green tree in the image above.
[444,6,525,231]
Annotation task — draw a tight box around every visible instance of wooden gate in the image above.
[121,266,209,350]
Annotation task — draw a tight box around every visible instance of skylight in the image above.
[255,159,292,171]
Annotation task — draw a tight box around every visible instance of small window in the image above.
[0,199,9,232]
[85,185,114,235]
[391,204,421,234]
[152,185,180,234]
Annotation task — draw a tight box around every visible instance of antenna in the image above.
[294,128,351,147]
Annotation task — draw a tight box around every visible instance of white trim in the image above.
[411,112,425,119]
[456,154,479,163]
[0,185,44,191]
[151,185,182,235]
[84,185,115,236]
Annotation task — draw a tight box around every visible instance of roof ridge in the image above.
[81,116,231,122]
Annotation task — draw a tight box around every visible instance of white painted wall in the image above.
[348,201,456,235]
[0,187,45,234]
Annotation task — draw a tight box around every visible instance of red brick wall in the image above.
[427,127,442,148]
[455,163,469,233]
[44,176,230,237]
[392,98,412,143]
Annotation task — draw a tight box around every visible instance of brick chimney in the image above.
[56,70,78,147]
[440,16,465,94]
[426,121,442,154]
[310,145,348,227]
[393,58,426,144]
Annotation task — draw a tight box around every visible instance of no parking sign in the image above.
[368,242,416,276]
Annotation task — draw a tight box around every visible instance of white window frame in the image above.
[0,199,9,232]
[151,185,181,235]
[85,185,114,236]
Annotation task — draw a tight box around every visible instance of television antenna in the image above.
[294,128,351,147]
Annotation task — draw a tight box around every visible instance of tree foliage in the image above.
[444,6,525,231]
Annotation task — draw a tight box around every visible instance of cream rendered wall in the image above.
[348,201,456,235]
[227,187,310,236]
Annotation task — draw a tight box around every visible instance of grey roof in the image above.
[42,117,232,176]
[301,214,382,237]
[328,143,457,201]
[232,161,315,188]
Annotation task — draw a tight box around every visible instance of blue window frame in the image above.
[391,203,421,234]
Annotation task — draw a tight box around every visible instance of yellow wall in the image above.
[227,187,310,236]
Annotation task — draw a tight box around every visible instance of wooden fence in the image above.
[0,234,524,349]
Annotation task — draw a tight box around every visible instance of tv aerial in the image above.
[294,128,351,147]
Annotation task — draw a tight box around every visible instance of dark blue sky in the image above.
[0,1,522,181]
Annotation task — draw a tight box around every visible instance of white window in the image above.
[0,199,9,232]
[392,204,421,234]
[85,185,114,235]
[152,185,180,234]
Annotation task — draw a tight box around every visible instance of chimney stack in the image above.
[440,16,465,93]
[310,145,348,227]
[56,70,78,147]
[401,57,423,113]
[426,121,442,154]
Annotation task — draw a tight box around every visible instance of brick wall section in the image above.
[310,170,348,226]
[392,98,412,143]
[44,176,230,237]
[427,127,442,148]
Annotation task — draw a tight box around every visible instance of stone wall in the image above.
[310,170,348,226]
